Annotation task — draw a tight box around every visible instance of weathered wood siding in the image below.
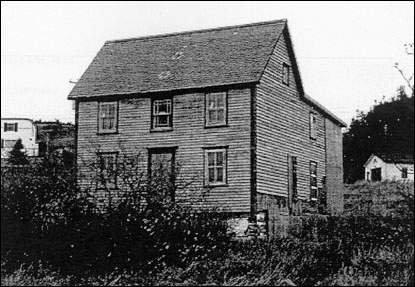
[325,119,344,214]
[76,88,252,212]
[256,28,327,201]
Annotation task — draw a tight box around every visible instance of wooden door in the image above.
[148,148,176,200]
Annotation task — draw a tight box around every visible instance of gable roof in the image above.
[68,19,287,99]
[68,19,346,127]
[364,153,414,167]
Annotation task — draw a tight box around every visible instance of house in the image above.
[1,118,39,159]
[364,153,414,182]
[68,19,347,233]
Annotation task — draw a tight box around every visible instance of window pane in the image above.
[217,109,224,123]
[157,115,169,127]
[158,101,168,113]
[208,152,215,166]
[208,168,215,182]
[208,110,216,122]
[208,95,216,109]
[216,152,223,165]
[217,93,225,108]
[216,167,223,182]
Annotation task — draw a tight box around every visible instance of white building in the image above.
[1,118,39,158]
[364,153,414,182]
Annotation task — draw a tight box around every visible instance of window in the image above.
[4,123,18,132]
[98,101,118,133]
[402,168,408,179]
[291,156,298,200]
[205,92,227,127]
[205,148,227,185]
[310,161,318,201]
[282,63,290,86]
[310,113,317,139]
[1,139,17,148]
[97,152,118,188]
[152,98,172,129]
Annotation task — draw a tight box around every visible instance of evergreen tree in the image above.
[8,139,29,165]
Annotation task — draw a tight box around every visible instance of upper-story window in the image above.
[205,92,227,127]
[282,63,290,86]
[402,168,408,179]
[4,123,18,132]
[310,161,318,201]
[152,98,173,130]
[205,148,227,186]
[309,112,317,140]
[98,101,118,133]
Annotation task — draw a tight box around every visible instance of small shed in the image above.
[364,153,414,182]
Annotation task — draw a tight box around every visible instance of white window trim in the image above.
[98,101,118,133]
[204,148,227,186]
[310,112,317,140]
[310,161,318,201]
[152,98,173,129]
[205,92,227,127]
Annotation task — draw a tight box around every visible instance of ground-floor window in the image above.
[205,148,227,186]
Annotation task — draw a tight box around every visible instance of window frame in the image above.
[97,101,118,134]
[204,147,228,187]
[4,123,18,132]
[205,92,227,128]
[96,152,118,189]
[309,112,317,140]
[151,97,173,131]
[282,63,290,86]
[291,156,298,201]
[310,161,318,201]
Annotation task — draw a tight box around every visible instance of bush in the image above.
[1,153,229,277]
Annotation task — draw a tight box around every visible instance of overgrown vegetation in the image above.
[1,157,414,286]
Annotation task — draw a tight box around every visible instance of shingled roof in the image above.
[68,19,287,99]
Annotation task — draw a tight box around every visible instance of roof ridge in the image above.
[106,19,287,44]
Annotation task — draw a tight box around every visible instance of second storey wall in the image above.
[76,88,252,213]
[256,30,327,201]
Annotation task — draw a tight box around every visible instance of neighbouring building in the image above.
[364,153,414,182]
[68,19,347,235]
[1,118,39,159]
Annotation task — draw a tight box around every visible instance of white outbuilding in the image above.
[364,153,414,182]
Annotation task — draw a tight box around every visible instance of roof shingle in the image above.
[68,20,287,99]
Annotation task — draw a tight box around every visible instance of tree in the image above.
[343,87,414,183]
[7,139,29,165]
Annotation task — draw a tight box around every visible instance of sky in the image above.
[1,1,414,125]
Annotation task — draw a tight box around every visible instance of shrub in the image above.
[1,153,230,277]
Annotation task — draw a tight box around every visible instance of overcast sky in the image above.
[1,1,414,125]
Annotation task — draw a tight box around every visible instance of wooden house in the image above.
[68,20,346,232]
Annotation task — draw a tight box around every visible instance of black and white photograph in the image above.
[1,1,414,286]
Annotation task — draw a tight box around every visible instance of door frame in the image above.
[147,146,178,200]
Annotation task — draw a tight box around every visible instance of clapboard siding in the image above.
[77,88,252,213]
[256,28,326,200]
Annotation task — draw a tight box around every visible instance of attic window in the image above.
[282,63,290,86]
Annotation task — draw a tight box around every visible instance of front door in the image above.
[148,148,176,200]
[371,168,382,181]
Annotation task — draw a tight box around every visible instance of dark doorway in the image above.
[371,168,382,181]
[148,147,176,200]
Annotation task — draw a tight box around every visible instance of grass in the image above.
[2,181,414,286]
